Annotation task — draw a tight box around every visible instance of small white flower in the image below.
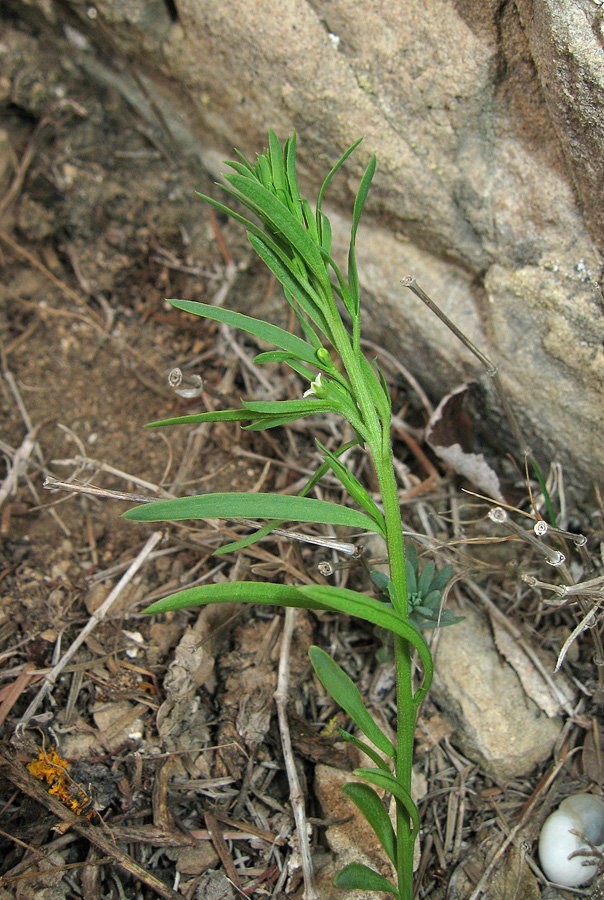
[303,372,324,398]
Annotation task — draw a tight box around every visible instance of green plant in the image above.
[123,132,452,899]
[371,545,458,632]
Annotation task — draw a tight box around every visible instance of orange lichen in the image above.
[27,748,96,819]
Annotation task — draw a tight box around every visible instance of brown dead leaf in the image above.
[426,383,505,502]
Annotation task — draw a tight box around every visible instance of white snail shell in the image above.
[539,793,604,887]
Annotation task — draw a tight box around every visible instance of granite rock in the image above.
[4,0,604,488]
[431,607,562,780]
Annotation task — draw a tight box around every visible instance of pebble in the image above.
[431,607,562,779]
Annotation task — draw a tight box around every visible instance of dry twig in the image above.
[274,607,318,900]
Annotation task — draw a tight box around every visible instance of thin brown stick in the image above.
[204,811,243,891]
[210,810,287,846]
[50,450,175,497]
[401,276,529,457]
[274,608,318,900]
[208,208,233,266]
[400,277,495,373]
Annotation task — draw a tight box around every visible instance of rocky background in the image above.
[2,0,603,492]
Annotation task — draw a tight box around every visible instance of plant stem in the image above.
[395,640,415,899]
[327,314,382,451]
[373,447,415,900]
[330,301,418,899]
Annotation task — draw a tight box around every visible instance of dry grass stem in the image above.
[43,476,155,505]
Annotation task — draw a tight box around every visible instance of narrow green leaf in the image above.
[144,580,327,616]
[300,198,319,245]
[242,398,332,416]
[244,413,320,431]
[231,149,256,174]
[256,152,273,189]
[227,174,330,291]
[354,767,419,835]
[167,300,319,367]
[213,520,285,556]
[123,492,380,532]
[338,729,391,772]
[406,564,417,597]
[387,579,400,609]
[359,355,391,422]
[146,584,430,705]
[284,134,302,221]
[316,138,363,240]
[253,349,306,366]
[225,160,257,179]
[252,351,316,381]
[248,234,332,338]
[275,189,290,212]
[341,782,397,866]
[143,581,433,707]
[268,130,286,195]
[348,155,376,315]
[375,361,392,412]
[334,862,398,895]
[319,211,332,255]
[351,155,376,236]
[309,646,395,761]
[145,409,258,429]
[316,440,386,534]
